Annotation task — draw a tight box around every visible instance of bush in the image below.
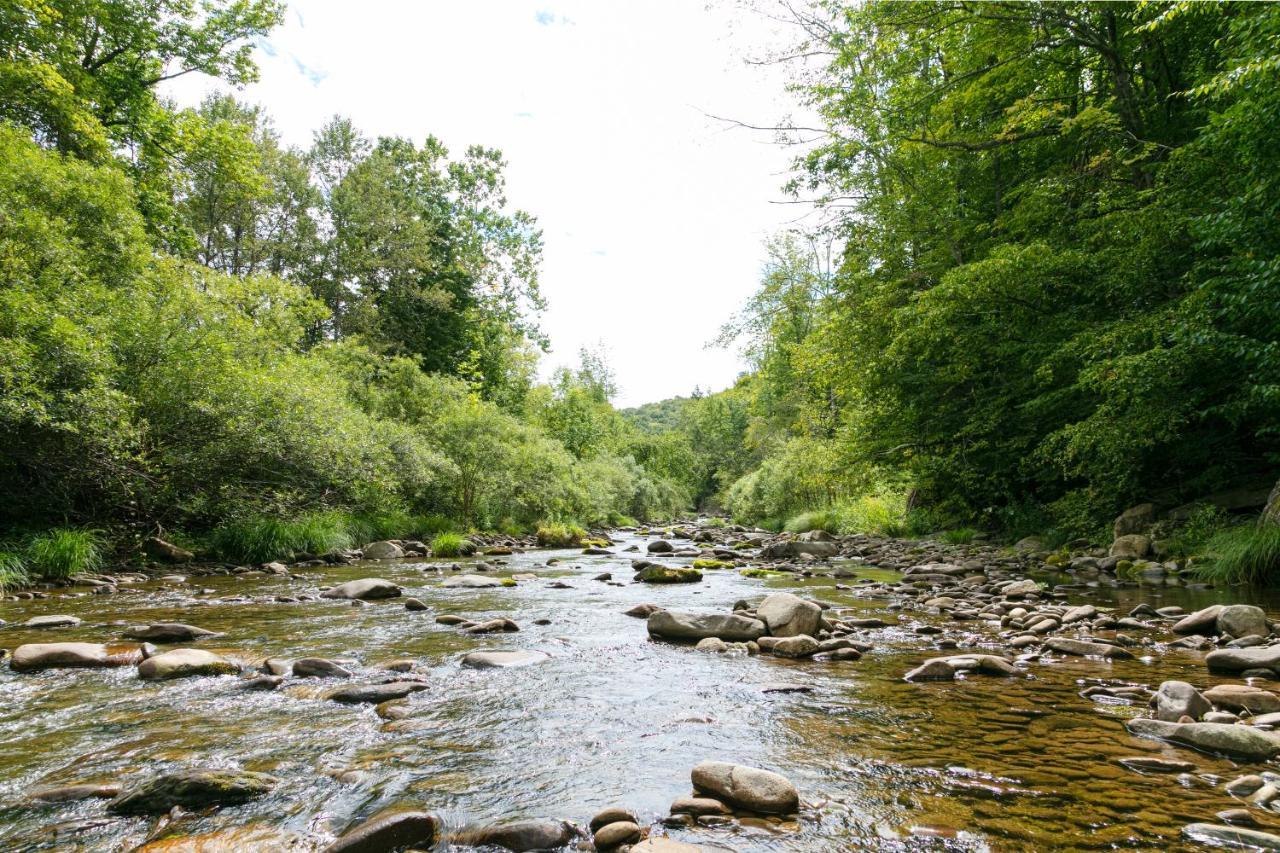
[210,513,352,564]
[536,523,587,547]
[26,528,102,579]
[430,532,472,558]
[939,527,979,545]
[1194,524,1280,585]
[784,509,841,534]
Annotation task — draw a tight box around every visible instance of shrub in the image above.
[536,523,587,548]
[26,528,102,579]
[430,532,472,558]
[210,513,352,563]
[784,509,841,534]
[1194,524,1280,585]
[701,516,728,528]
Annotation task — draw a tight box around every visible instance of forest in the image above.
[2,0,1279,587]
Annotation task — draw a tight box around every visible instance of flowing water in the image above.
[2,532,1279,851]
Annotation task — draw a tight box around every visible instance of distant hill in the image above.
[621,396,695,433]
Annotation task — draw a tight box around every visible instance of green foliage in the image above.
[430,532,471,558]
[692,559,734,569]
[0,551,30,593]
[784,510,840,534]
[536,524,587,548]
[26,528,102,579]
[939,528,980,546]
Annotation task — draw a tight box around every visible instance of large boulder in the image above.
[1113,503,1158,538]
[321,578,402,600]
[634,565,702,584]
[1206,646,1280,674]
[760,540,838,560]
[1152,681,1212,722]
[324,809,438,853]
[1203,684,1280,715]
[362,540,404,560]
[1109,534,1151,559]
[690,761,799,814]
[1126,718,1280,761]
[137,649,239,681]
[108,769,276,815]
[647,540,674,554]
[1218,605,1270,640]
[10,642,143,673]
[756,592,821,637]
[647,611,766,643]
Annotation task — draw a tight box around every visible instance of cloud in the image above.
[534,9,556,26]
[291,56,328,86]
[514,111,534,118]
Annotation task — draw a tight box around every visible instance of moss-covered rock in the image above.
[634,565,702,584]
[692,559,733,569]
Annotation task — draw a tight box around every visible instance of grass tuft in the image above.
[784,509,841,534]
[0,551,30,593]
[1194,524,1280,585]
[536,523,587,548]
[210,513,352,564]
[26,528,102,579]
[430,532,472,558]
[939,527,980,545]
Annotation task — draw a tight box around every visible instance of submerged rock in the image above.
[292,657,353,678]
[461,650,549,668]
[691,760,799,814]
[647,611,766,642]
[327,681,428,704]
[108,769,276,815]
[323,809,439,853]
[1182,823,1280,850]
[1044,638,1133,659]
[321,578,401,600]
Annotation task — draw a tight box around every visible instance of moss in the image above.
[536,524,587,548]
[692,559,734,569]
[740,568,790,578]
[634,565,702,584]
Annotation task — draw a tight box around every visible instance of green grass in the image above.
[0,551,30,593]
[692,559,734,569]
[939,527,980,545]
[26,528,102,579]
[701,516,728,528]
[536,523,587,548]
[209,513,353,564]
[1193,524,1280,585]
[784,509,841,534]
[430,532,472,558]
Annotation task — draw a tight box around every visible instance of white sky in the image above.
[166,0,810,407]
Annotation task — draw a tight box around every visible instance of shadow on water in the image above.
[1,534,1278,850]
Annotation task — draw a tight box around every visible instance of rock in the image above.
[324,809,438,853]
[1203,684,1280,715]
[625,604,662,618]
[594,821,642,849]
[462,618,519,634]
[1061,604,1097,624]
[1045,638,1134,659]
[28,783,122,803]
[904,659,956,682]
[756,592,821,637]
[466,819,577,851]
[1218,605,1270,640]
[23,615,81,629]
[1182,824,1280,850]
[362,541,404,560]
[137,648,239,680]
[695,638,729,653]
[1114,503,1158,538]
[293,657,353,678]
[1172,605,1224,635]
[1001,580,1041,597]
[1217,809,1261,828]
[441,574,504,588]
[770,635,819,658]
[634,565,702,584]
[238,674,284,691]
[1206,646,1280,674]
[143,537,194,563]
[1118,756,1197,773]
[670,797,731,817]
[321,578,401,600]
[108,769,276,815]
[327,682,428,704]
[1226,774,1266,796]
[647,611,766,642]
[404,598,428,611]
[590,808,638,833]
[123,623,219,643]
[1109,534,1151,558]
[460,650,549,668]
[10,642,145,673]
[1153,681,1212,722]
[647,540,674,553]
[1126,718,1280,761]
[690,760,799,814]
[631,841,705,853]
[760,540,838,559]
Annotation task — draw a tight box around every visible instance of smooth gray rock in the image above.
[137,648,239,680]
[1153,680,1212,722]
[123,623,219,643]
[1218,605,1270,640]
[321,578,401,600]
[362,540,404,560]
[1172,605,1224,635]
[646,611,766,642]
[442,574,503,588]
[1207,646,1280,673]
[1126,718,1280,761]
[760,540,838,559]
[756,592,821,637]
[460,650,548,668]
[690,760,799,814]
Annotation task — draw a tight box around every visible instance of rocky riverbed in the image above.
[3,523,1280,851]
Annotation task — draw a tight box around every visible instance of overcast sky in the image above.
[166,0,809,407]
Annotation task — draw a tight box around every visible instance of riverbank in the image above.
[3,520,1280,850]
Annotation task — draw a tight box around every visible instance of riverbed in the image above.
[1,531,1277,851]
